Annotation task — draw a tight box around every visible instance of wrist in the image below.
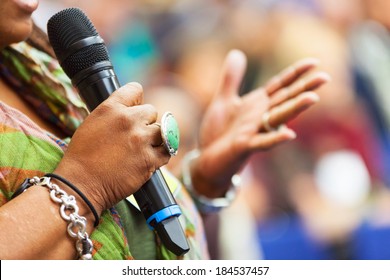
[13,176,94,259]
[46,173,100,228]
[181,149,241,214]
[53,163,104,217]
[189,143,244,197]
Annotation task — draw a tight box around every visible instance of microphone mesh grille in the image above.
[47,8,110,79]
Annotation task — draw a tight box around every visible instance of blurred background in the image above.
[33,0,390,260]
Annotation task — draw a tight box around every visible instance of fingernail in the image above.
[301,92,320,106]
[317,72,332,82]
[301,57,321,66]
[309,94,320,103]
[288,130,297,139]
[126,82,143,91]
[228,49,246,68]
[281,126,297,139]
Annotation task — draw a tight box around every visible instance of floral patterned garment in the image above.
[0,42,209,260]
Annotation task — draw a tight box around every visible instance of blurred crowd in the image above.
[34,0,390,260]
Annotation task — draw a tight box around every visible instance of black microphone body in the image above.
[47,8,189,256]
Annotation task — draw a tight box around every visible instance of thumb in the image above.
[216,49,247,99]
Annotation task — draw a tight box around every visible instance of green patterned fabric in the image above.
[0,42,209,260]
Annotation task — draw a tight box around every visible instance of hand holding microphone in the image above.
[47,8,189,256]
[54,83,169,209]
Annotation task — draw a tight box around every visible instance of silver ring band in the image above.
[262,111,276,132]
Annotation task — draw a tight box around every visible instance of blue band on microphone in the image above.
[146,205,182,230]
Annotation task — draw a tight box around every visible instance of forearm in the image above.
[0,181,95,260]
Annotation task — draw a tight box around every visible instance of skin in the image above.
[0,0,38,49]
[0,1,330,258]
[193,50,330,198]
[0,0,169,259]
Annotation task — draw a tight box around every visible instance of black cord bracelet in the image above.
[45,173,100,227]
[11,178,34,200]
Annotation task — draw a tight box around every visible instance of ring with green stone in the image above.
[161,111,180,156]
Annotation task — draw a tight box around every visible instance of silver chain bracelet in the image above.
[29,176,93,260]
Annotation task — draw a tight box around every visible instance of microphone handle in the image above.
[77,69,190,256]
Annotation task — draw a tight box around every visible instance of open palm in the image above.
[193,50,330,195]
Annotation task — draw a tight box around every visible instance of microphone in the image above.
[47,7,189,256]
